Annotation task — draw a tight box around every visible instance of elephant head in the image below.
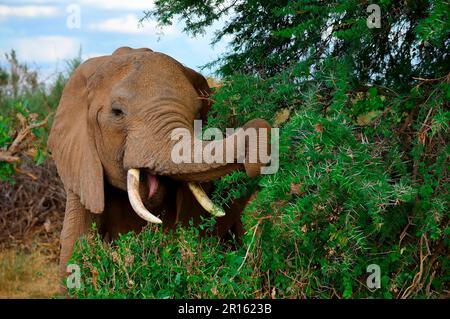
[48,47,271,229]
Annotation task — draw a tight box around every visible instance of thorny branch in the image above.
[0,113,50,166]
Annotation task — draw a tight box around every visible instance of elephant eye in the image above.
[111,107,124,117]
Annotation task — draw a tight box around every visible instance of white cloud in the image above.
[0,5,59,19]
[82,52,107,60]
[13,36,81,63]
[1,1,153,11]
[89,14,176,35]
[0,1,52,5]
[80,0,154,10]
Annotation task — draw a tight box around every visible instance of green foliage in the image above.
[0,50,80,181]
[0,101,46,182]
[210,61,448,298]
[69,221,261,298]
[146,0,449,83]
[65,0,450,299]
[72,59,448,298]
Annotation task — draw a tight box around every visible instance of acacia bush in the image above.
[69,0,449,299]
[70,61,448,298]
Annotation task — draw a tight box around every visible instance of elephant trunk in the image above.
[124,119,272,181]
[164,118,272,181]
[123,119,271,223]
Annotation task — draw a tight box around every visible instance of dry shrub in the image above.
[0,156,65,259]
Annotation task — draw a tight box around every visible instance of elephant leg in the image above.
[59,190,100,289]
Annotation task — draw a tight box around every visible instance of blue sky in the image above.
[0,0,229,83]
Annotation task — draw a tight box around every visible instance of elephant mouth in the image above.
[146,173,159,199]
[126,168,225,224]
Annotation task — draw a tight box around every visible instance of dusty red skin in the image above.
[48,46,271,286]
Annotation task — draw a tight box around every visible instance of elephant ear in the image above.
[48,57,107,214]
[182,66,212,123]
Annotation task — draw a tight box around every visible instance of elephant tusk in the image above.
[127,168,162,224]
[188,183,225,217]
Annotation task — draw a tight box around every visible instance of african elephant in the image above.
[48,47,271,281]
